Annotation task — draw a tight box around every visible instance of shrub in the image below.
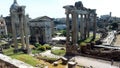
[43,44,51,50]
[37,46,46,51]
[45,45,51,50]
[34,43,41,47]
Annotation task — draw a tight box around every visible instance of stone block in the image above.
[53,61,58,66]
[68,61,77,68]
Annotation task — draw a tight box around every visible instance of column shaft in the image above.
[72,13,78,44]
[80,14,84,40]
[87,14,90,37]
[11,13,18,52]
[19,14,25,49]
[24,15,31,54]
[84,14,87,39]
[93,14,97,39]
[66,13,70,43]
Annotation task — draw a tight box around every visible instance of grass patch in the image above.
[11,54,40,66]
[32,49,41,54]
[84,37,92,43]
[79,33,101,46]
[40,56,58,63]
[3,47,41,66]
[3,47,15,56]
[51,49,66,56]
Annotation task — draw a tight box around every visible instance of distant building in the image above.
[4,16,12,34]
[98,12,120,29]
[54,24,66,30]
[29,16,53,44]
[0,15,8,36]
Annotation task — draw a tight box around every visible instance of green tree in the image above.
[111,22,118,30]
[60,30,66,36]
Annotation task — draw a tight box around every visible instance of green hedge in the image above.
[34,43,41,47]
[37,44,51,51]
[44,44,51,50]
[37,46,46,51]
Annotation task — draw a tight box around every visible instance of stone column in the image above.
[72,12,78,45]
[78,15,81,40]
[76,14,79,41]
[24,15,31,54]
[93,13,97,39]
[35,29,39,43]
[19,14,25,50]
[84,14,87,39]
[66,12,70,43]
[87,14,90,38]
[4,20,8,35]
[80,14,84,40]
[11,13,18,53]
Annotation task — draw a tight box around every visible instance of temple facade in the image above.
[63,1,97,55]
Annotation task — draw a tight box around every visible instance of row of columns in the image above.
[66,10,97,45]
[11,7,31,54]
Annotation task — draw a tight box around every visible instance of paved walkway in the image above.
[102,31,115,45]
[73,56,119,68]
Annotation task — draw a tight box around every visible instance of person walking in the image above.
[111,59,114,65]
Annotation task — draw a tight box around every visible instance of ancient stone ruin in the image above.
[63,1,97,55]
[10,0,31,54]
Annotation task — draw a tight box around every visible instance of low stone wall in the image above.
[0,59,18,68]
[0,54,34,68]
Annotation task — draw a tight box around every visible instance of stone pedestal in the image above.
[68,61,76,68]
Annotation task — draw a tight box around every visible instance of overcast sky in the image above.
[0,0,120,18]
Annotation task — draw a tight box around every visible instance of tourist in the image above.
[111,59,114,65]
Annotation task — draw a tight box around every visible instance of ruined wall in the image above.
[0,59,18,68]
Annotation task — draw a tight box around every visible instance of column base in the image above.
[65,44,79,56]
[26,48,32,54]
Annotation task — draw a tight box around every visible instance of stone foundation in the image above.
[66,45,79,56]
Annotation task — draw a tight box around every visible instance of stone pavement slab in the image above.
[73,56,119,68]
